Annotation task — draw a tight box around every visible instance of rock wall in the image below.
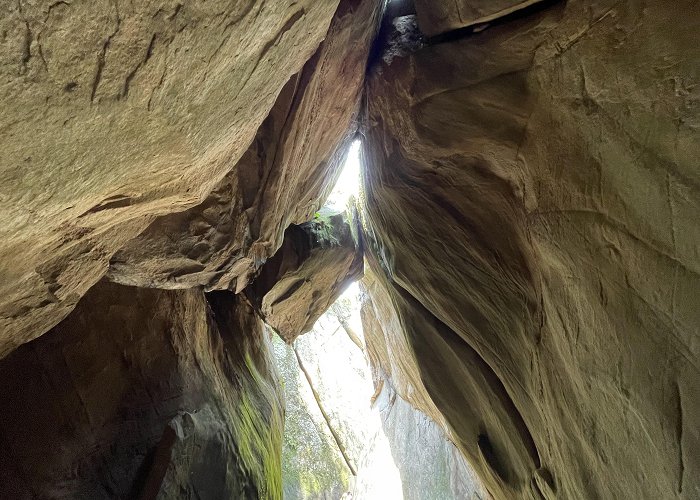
[413,0,549,36]
[0,0,380,356]
[2,0,699,498]
[360,268,450,430]
[0,0,382,497]
[361,2,700,499]
[0,281,283,499]
[361,268,489,499]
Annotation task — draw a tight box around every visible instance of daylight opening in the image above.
[271,284,404,499]
[270,141,483,499]
[325,139,362,211]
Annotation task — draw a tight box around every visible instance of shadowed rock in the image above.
[414,0,548,36]
[0,281,283,499]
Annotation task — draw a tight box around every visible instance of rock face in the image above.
[249,210,363,343]
[361,269,490,499]
[0,280,283,499]
[362,2,700,499]
[360,269,450,430]
[0,0,381,356]
[0,0,383,497]
[414,0,547,36]
[107,0,378,296]
[2,0,700,498]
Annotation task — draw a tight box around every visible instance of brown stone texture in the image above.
[361,1,700,498]
[0,0,378,355]
[249,210,363,343]
[0,280,283,499]
[2,0,700,497]
[107,0,380,295]
[414,0,547,36]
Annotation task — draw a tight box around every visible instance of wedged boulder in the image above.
[414,0,547,36]
[362,1,700,498]
[0,281,283,499]
[107,0,381,294]
[0,0,348,355]
[249,210,363,343]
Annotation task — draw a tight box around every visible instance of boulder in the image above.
[414,0,548,36]
[249,210,363,342]
[107,0,381,295]
[0,0,346,355]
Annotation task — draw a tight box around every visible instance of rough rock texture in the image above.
[361,269,489,498]
[362,2,700,499]
[414,0,546,36]
[0,0,384,355]
[0,280,283,499]
[107,0,380,295]
[0,0,383,497]
[249,210,363,343]
[3,0,699,497]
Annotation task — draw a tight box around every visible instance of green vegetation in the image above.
[230,352,284,500]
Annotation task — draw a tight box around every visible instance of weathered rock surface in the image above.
[0,0,373,355]
[107,0,380,295]
[360,267,489,498]
[0,280,283,499]
[414,0,547,36]
[3,0,699,497]
[362,2,700,498]
[249,210,363,343]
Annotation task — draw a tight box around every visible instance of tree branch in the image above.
[330,304,364,353]
[292,344,357,476]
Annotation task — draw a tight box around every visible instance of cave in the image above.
[0,0,698,499]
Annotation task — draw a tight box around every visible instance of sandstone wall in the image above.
[361,2,700,498]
